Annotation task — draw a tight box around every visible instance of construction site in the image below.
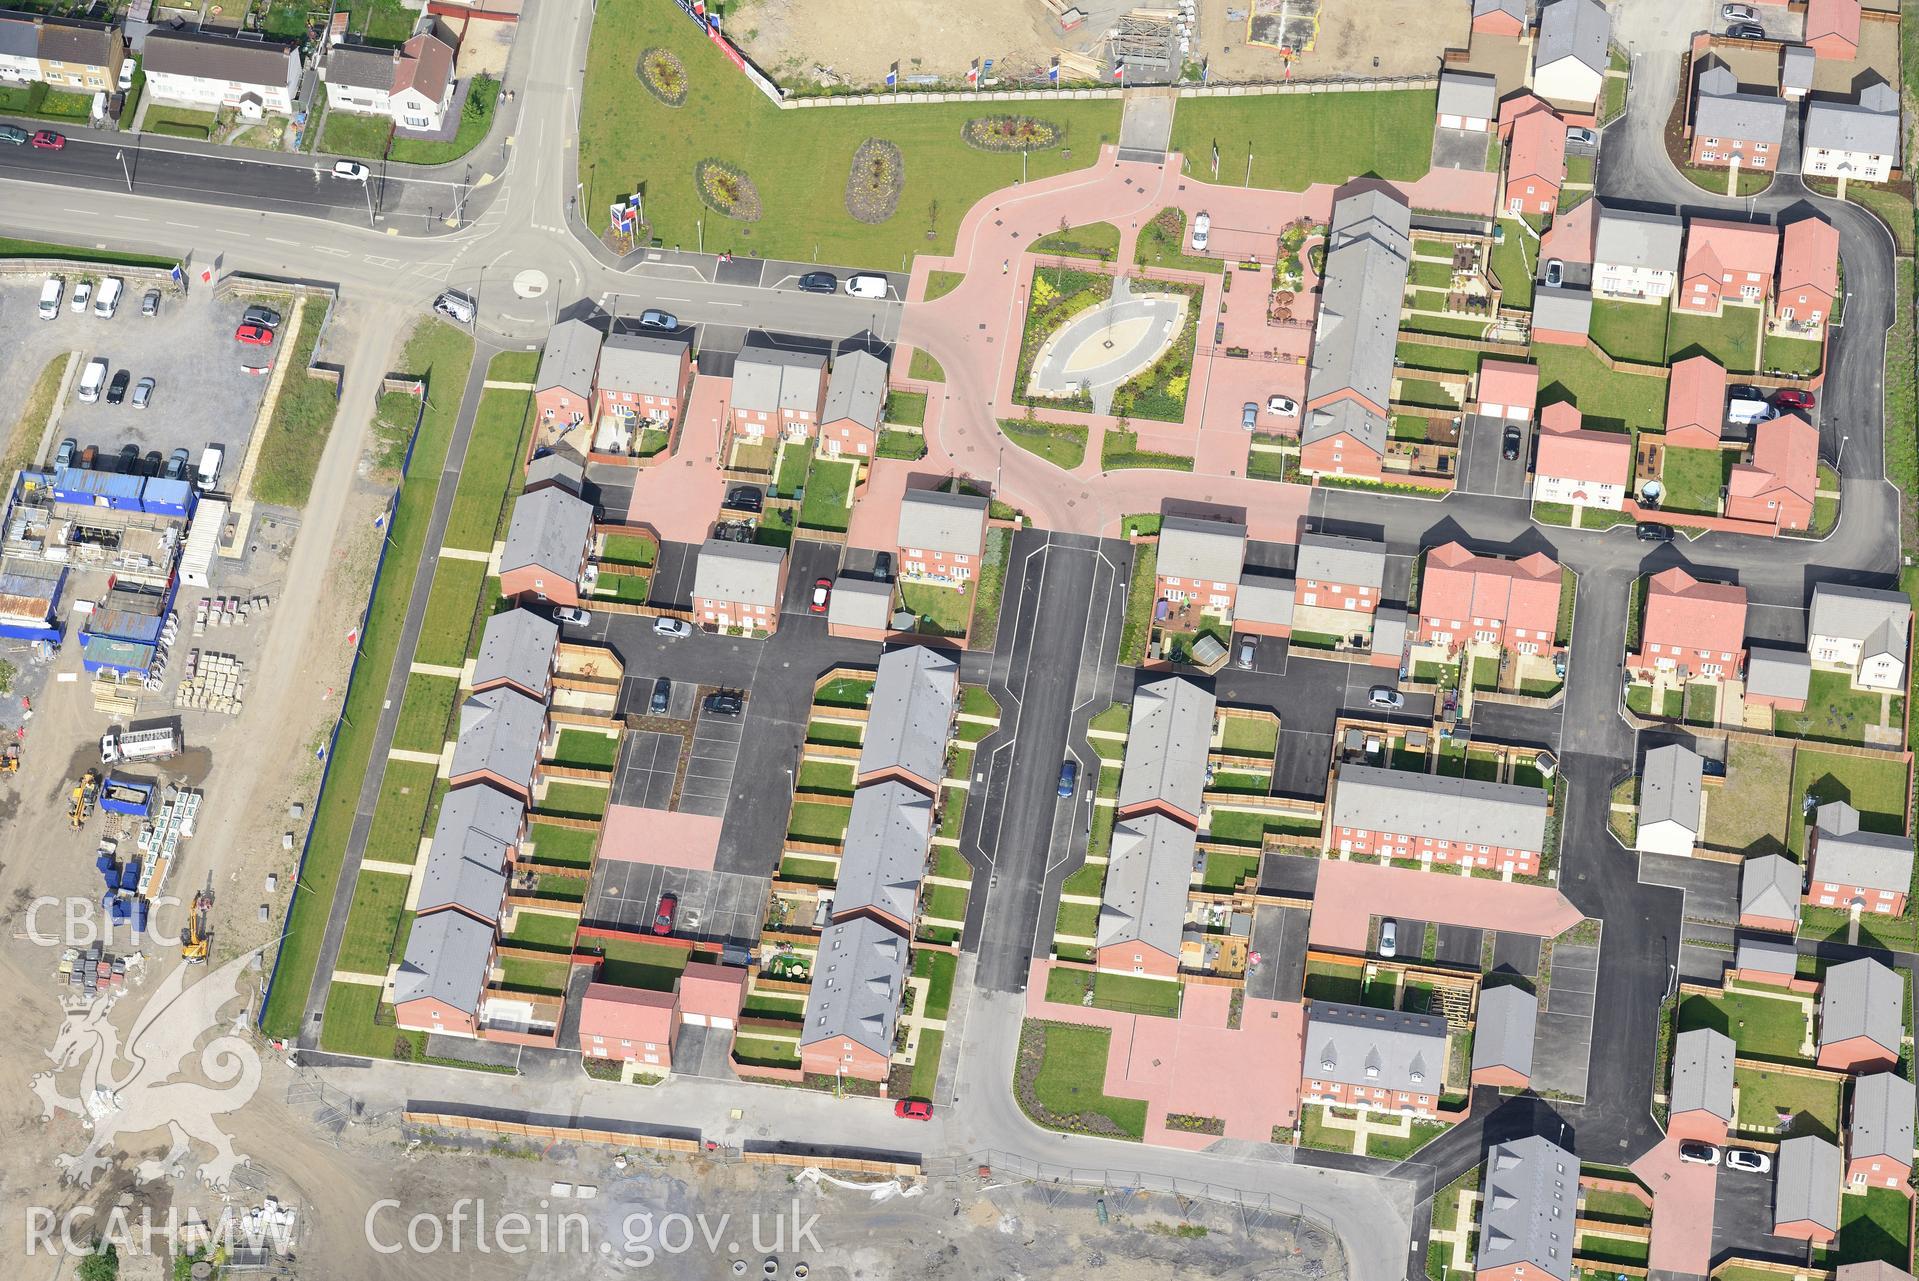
[729,0,1457,91]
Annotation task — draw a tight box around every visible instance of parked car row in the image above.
[1678,1140,1770,1172]
[55,438,211,484]
[75,357,156,410]
[37,275,153,322]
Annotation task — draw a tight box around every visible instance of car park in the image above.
[1241,401,1259,430]
[131,376,154,410]
[197,445,224,489]
[1058,759,1078,798]
[1679,1142,1720,1166]
[1545,258,1563,288]
[76,357,107,403]
[1378,919,1398,958]
[1368,686,1405,711]
[242,305,281,330]
[0,125,26,146]
[704,691,744,717]
[235,323,274,346]
[30,130,64,150]
[1266,395,1298,417]
[894,1099,933,1121]
[1772,388,1815,410]
[809,577,832,613]
[331,160,369,181]
[1566,126,1598,147]
[140,448,162,476]
[638,308,677,330]
[1636,523,1674,543]
[93,276,123,318]
[1190,212,1211,251]
[141,288,161,317]
[1502,424,1523,460]
[653,617,693,639]
[797,272,837,293]
[649,676,671,714]
[70,281,91,313]
[1725,1149,1770,1173]
[651,891,678,936]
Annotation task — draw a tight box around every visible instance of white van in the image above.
[1727,397,1778,426]
[843,273,889,299]
[197,445,225,490]
[93,276,124,318]
[38,276,63,320]
[77,357,108,403]
[433,291,474,324]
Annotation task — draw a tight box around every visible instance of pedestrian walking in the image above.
[1001,258,1009,275]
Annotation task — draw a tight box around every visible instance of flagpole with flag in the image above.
[887,60,898,93]
[1048,55,1059,85]
[968,57,980,89]
[1113,59,1125,88]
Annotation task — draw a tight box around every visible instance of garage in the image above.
[1437,70,1496,132]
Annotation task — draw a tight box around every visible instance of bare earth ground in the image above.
[731,0,1460,88]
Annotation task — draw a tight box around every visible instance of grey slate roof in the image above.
[1117,677,1217,819]
[32,12,115,65]
[1302,399,1390,456]
[1473,0,1528,24]
[143,29,299,86]
[1742,853,1803,924]
[1812,802,1913,895]
[1736,932,1801,976]
[1774,1135,1843,1234]
[449,687,545,791]
[1850,1072,1915,1164]
[327,40,401,91]
[1639,744,1703,839]
[501,486,592,578]
[693,538,785,607]
[1236,576,1296,627]
[524,452,584,494]
[433,783,525,863]
[822,349,888,430]
[800,915,909,1060]
[416,837,509,923]
[1835,1266,1919,1281]
[1781,44,1816,93]
[1671,1027,1735,1120]
[1331,764,1551,850]
[1810,583,1910,658]
[392,909,494,1014]
[1155,515,1246,586]
[1821,956,1903,1057]
[1532,285,1594,335]
[599,331,688,397]
[1438,70,1498,120]
[0,14,36,61]
[537,318,602,399]
[1695,85,1789,146]
[831,779,932,926]
[857,644,958,787]
[1295,532,1386,590]
[1097,811,1198,958]
[1373,605,1408,658]
[827,576,893,630]
[1475,1134,1577,1281]
[1805,97,1901,159]
[1595,206,1684,272]
[732,337,827,415]
[896,488,989,555]
[1307,188,1412,413]
[1305,1001,1449,1094]
[1746,645,1812,702]
[470,608,558,697]
[1472,984,1538,1080]
[1536,0,1610,76]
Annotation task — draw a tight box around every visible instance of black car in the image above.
[140,449,163,476]
[797,272,837,294]
[1501,425,1523,461]
[726,485,764,513]
[1636,522,1675,543]
[649,676,671,715]
[704,691,744,717]
[873,551,894,580]
[1728,383,1766,402]
[1727,21,1765,39]
[105,370,131,405]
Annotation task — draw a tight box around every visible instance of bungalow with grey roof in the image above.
[1818,956,1903,1071]
[1669,1027,1735,1142]
[857,644,959,794]
[1774,1135,1843,1244]
[1471,984,1538,1088]
[1740,853,1803,933]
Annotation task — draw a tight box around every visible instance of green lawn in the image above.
[886,390,927,427]
[923,271,965,302]
[578,0,1120,264]
[249,298,340,507]
[1668,308,1761,372]
[898,580,975,638]
[787,800,852,844]
[1132,206,1223,273]
[1675,988,1811,1062]
[599,532,657,568]
[594,935,691,992]
[914,949,958,1020]
[337,871,410,974]
[366,761,438,866]
[1044,967,1181,1017]
[259,319,475,1040]
[550,728,619,771]
[1101,429,1193,471]
[1762,334,1824,378]
[1580,1189,1653,1226]
[444,383,534,552]
[1199,850,1260,892]
[796,759,857,795]
[504,909,579,952]
[1788,748,1910,856]
[1589,299,1668,365]
[389,75,498,166]
[797,457,856,531]
[391,673,457,754]
[0,237,179,270]
[1659,446,1727,515]
[144,103,218,139]
[1700,739,1793,854]
[1118,544,1157,666]
[998,417,1088,469]
[1031,220,1121,261]
[321,982,423,1060]
[909,349,946,382]
[1208,809,1318,847]
[1732,1063,1842,1141]
[1019,1020,1148,1138]
[528,822,597,867]
[1772,669,1894,746]
[1169,91,1434,191]
[1534,345,1667,430]
[1396,338,1483,376]
[1489,225,1534,309]
[1221,716,1279,757]
[1837,1187,1913,1267]
[414,558,488,667]
[536,782,608,822]
[319,109,392,160]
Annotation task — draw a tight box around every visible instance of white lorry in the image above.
[100,725,183,766]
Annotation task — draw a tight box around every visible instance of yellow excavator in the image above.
[182,880,213,965]
[0,743,18,773]
[68,769,98,829]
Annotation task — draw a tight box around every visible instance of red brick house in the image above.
[896,488,989,589]
[1629,567,1747,681]
[1504,104,1566,217]
[533,318,601,436]
[577,983,677,1070]
[819,349,888,461]
[1817,957,1903,1072]
[595,332,693,444]
[1665,354,1728,450]
[799,916,908,1084]
[1532,402,1634,510]
[1677,219,1779,316]
[1774,217,1840,337]
[1807,801,1913,916]
[691,539,788,635]
[1328,764,1550,876]
[392,909,497,1039]
[1153,516,1246,622]
[1847,1072,1915,1190]
[499,486,593,607]
[1413,542,1563,655]
[1740,853,1803,933]
[1806,0,1861,60]
[1302,1002,1449,1119]
[1668,1027,1735,1144]
[1775,1137,1843,1245]
[1471,0,1526,38]
[1726,413,1818,532]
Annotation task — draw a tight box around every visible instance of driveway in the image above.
[1430,126,1492,172]
[583,860,769,949]
[1531,938,1598,1102]
[610,729,679,810]
[678,701,744,818]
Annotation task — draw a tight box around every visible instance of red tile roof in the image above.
[1666,355,1728,437]
[395,31,455,102]
[1539,401,1583,434]
[1541,198,1597,266]
[578,983,676,1045]
[1731,412,1818,505]
[1536,423,1631,485]
[676,960,748,1022]
[1507,105,1568,187]
[1806,0,1862,46]
[1478,360,1540,414]
[1643,567,1748,657]
[1779,217,1840,299]
[1683,218,1780,285]
[1420,542,1563,640]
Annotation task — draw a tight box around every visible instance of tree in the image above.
[77,1244,118,1281]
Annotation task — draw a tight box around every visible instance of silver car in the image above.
[131,376,155,410]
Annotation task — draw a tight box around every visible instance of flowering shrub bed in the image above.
[638,48,687,106]
[962,115,1062,152]
[695,158,762,221]
[844,138,904,224]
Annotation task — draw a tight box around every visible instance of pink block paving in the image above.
[1307,862,1584,952]
[623,377,729,541]
[1024,961,1303,1147]
[598,805,721,869]
[1632,1136,1719,1275]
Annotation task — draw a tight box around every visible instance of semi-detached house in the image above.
[142,29,301,116]
[0,10,122,93]
[1629,567,1747,682]
[321,32,457,132]
[1302,1002,1449,1118]
[691,538,787,635]
[1328,764,1551,876]
[1413,542,1562,654]
[730,338,826,444]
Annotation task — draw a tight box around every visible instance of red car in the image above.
[809,577,831,614]
[30,131,64,150]
[893,1099,933,1120]
[651,891,678,936]
[235,323,275,346]
[1772,388,1815,411]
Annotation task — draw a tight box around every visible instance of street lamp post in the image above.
[112,149,130,193]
